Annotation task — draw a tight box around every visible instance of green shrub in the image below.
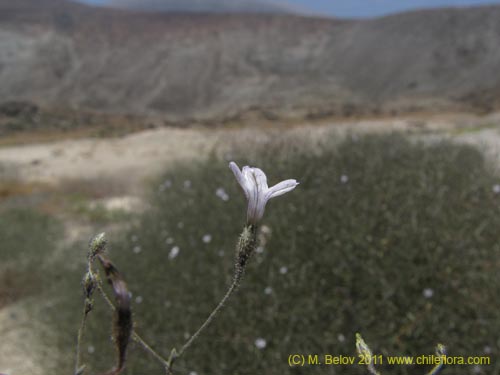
[48,134,500,375]
[0,209,61,307]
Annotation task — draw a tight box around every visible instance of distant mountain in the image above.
[106,0,299,14]
[0,0,499,126]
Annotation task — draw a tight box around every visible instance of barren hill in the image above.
[1,0,500,125]
[106,0,298,14]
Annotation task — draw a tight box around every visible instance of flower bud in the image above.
[88,232,107,260]
[235,225,257,278]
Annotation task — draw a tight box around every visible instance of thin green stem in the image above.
[426,344,446,375]
[170,225,257,367]
[97,283,115,309]
[427,364,445,375]
[74,304,90,375]
[74,262,96,375]
[132,332,170,370]
[176,275,241,360]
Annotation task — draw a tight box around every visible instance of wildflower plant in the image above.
[73,162,298,374]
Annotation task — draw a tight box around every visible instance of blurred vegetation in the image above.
[29,133,500,374]
[0,209,60,308]
[0,100,155,146]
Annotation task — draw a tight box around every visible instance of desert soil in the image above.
[2,111,500,188]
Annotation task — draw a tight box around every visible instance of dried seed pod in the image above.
[98,254,133,375]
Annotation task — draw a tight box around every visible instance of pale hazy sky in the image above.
[78,0,500,18]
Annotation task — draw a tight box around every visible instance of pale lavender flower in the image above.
[423,288,434,299]
[255,338,267,349]
[169,246,180,260]
[229,162,298,224]
[216,187,230,201]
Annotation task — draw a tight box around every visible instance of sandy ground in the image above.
[1,111,500,375]
[1,111,500,189]
[0,300,59,375]
[0,127,220,192]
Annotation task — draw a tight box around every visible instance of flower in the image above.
[168,246,180,260]
[202,234,212,243]
[254,337,267,349]
[215,187,230,201]
[229,162,298,224]
[423,288,434,298]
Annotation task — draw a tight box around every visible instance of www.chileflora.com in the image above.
[287,354,491,367]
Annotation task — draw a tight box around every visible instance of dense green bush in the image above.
[47,134,500,374]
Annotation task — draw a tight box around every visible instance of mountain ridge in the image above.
[104,0,300,14]
[0,0,499,125]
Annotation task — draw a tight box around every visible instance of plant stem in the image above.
[74,262,95,375]
[176,274,241,360]
[132,332,170,370]
[172,225,258,365]
[74,305,90,375]
[95,225,257,374]
[427,364,445,375]
[97,283,115,309]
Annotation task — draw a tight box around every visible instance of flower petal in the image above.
[266,179,299,200]
[230,162,298,224]
[241,167,268,224]
[229,162,249,199]
[247,167,268,192]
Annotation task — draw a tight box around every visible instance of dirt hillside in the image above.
[1,0,500,124]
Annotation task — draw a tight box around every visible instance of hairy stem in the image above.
[74,305,90,375]
[74,262,96,375]
[169,225,258,368]
[176,275,241,360]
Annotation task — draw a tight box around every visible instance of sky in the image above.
[79,0,500,18]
